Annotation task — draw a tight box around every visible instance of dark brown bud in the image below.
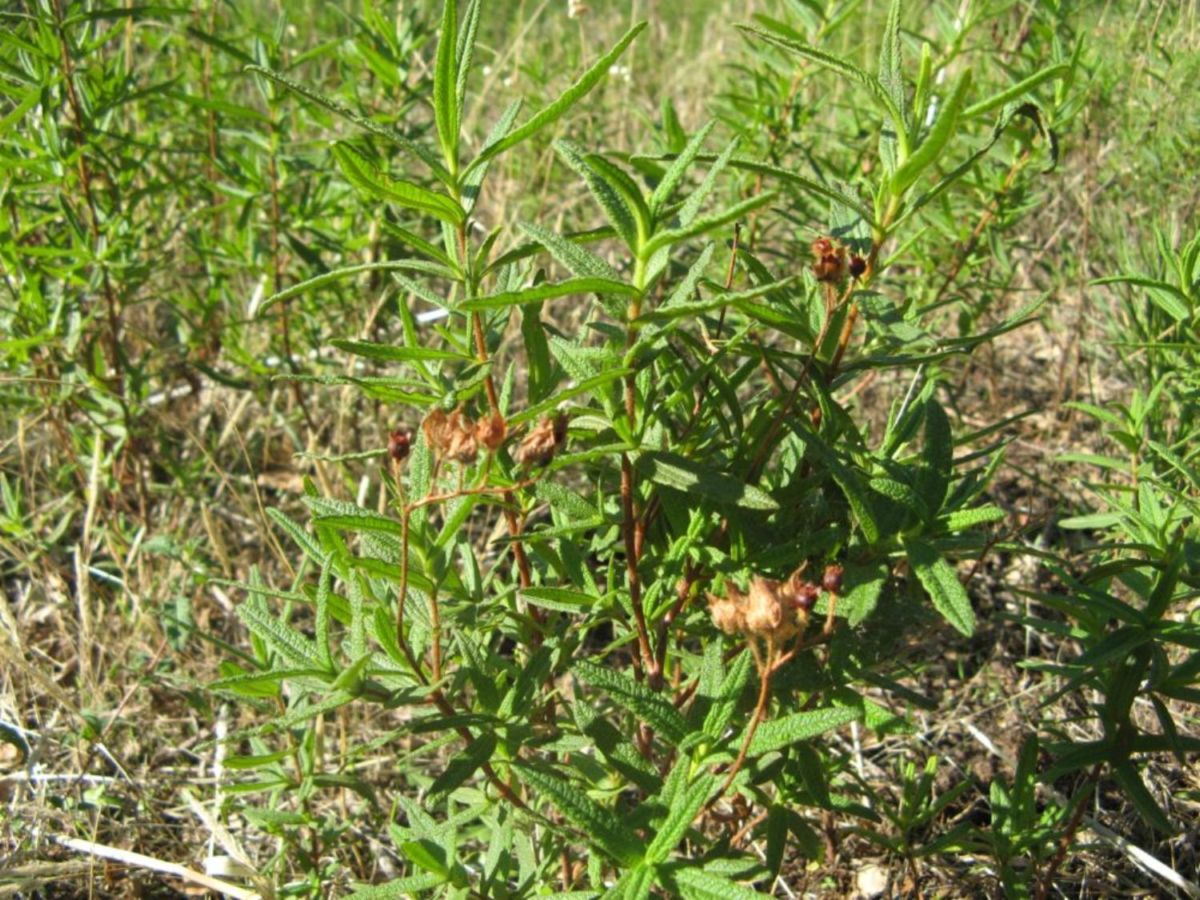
[552,411,570,446]
[848,256,867,278]
[822,564,844,595]
[793,580,821,613]
[387,428,412,462]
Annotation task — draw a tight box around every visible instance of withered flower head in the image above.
[708,585,746,635]
[443,409,478,464]
[422,408,452,455]
[745,577,794,638]
[514,413,568,467]
[812,237,846,283]
[475,412,508,452]
[387,427,412,463]
[848,256,868,279]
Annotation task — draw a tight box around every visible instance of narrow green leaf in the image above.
[332,142,465,225]
[556,139,640,250]
[257,260,452,314]
[460,277,635,311]
[428,732,496,802]
[963,63,1071,118]
[1093,275,1191,321]
[464,22,647,176]
[642,191,777,258]
[903,536,975,636]
[1113,762,1173,833]
[747,706,861,755]
[347,873,446,898]
[236,601,322,668]
[878,0,906,128]
[517,220,620,280]
[890,68,973,196]
[667,865,763,900]
[520,586,599,613]
[455,0,481,113]
[314,512,405,536]
[650,120,715,218]
[702,649,753,740]
[330,339,472,364]
[574,658,692,744]
[645,769,717,863]
[636,450,778,511]
[940,506,1006,530]
[680,138,740,226]
[516,763,643,864]
[433,0,460,168]
[244,65,449,182]
[738,26,905,132]
[725,158,874,222]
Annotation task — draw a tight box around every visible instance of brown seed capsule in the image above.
[822,564,844,595]
[708,589,746,635]
[387,428,412,462]
[848,255,867,278]
[442,409,478,464]
[422,408,453,455]
[744,577,788,637]
[474,412,507,452]
[514,414,565,467]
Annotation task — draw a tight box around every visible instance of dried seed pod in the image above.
[422,409,452,456]
[811,237,846,283]
[744,577,790,638]
[848,255,867,278]
[822,563,844,595]
[443,409,478,464]
[514,414,565,467]
[387,428,412,463]
[708,589,746,635]
[475,412,507,452]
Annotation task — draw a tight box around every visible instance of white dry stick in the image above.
[184,791,271,900]
[53,835,261,900]
[851,719,867,785]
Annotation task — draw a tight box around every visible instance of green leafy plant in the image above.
[204,1,1087,894]
[192,0,1097,894]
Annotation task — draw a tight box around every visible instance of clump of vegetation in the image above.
[1,0,1197,897]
